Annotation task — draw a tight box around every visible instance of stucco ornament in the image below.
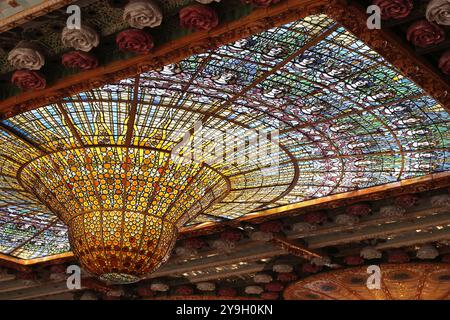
[61,24,99,52]
[416,244,439,260]
[426,0,450,25]
[360,246,382,260]
[8,41,44,70]
[123,0,163,29]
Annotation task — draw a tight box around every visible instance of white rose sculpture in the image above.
[426,0,450,26]
[8,42,45,70]
[416,244,439,260]
[123,0,163,29]
[360,246,382,260]
[150,282,169,292]
[196,282,216,291]
[245,285,263,295]
[61,24,99,52]
[254,274,273,284]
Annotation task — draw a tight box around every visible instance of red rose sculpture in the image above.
[260,292,279,300]
[218,287,237,297]
[11,70,46,91]
[372,0,413,20]
[175,285,194,296]
[116,29,154,54]
[406,20,445,48]
[179,4,219,32]
[137,286,155,297]
[302,263,322,274]
[241,0,281,7]
[438,50,450,75]
[343,255,364,266]
[265,281,284,292]
[50,264,66,273]
[442,254,450,264]
[183,237,206,250]
[259,220,283,233]
[387,249,410,263]
[346,204,371,217]
[303,211,327,224]
[394,194,418,208]
[277,272,298,282]
[220,229,242,242]
[62,51,98,70]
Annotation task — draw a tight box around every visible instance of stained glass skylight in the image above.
[0,14,449,260]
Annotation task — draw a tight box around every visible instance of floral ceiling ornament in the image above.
[241,0,281,7]
[406,20,446,47]
[7,41,45,70]
[301,263,322,274]
[416,244,439,260]
[61,51,98,70]
[11,70,46,91]
[179,4,219,31]
[431,194,450,207]
[175,285,194,296]
[387,249,410,263]
[116,29,154,54]
[254,273,273,284]
[439,50,450,75]
[150,282,169,292]
[273,264,293,273]
[372,0,413,20]
[426,0,450,25]
[379,205,406,218]
[249,231,274,242]
[218,287,237,297]
[265,281,284,292]
[346,203,372,217]
[245,285,264,295]
[343,255,364,266]
[123,0,163,29]
[196,282,216,291]
[394,194,418,208]
[291,222,316,233]
[303,211,328,224]
[335,214,359,226]
[311,256,331,267]
[360,246,382,260]
[61,24,99,52]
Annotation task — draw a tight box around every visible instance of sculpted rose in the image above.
[116,29,154,54]
[426,0,450,26]
[123,0,163,29]
[372,0,413,20]
[179,4,219,31]
[406,20,445,47]
[61,25,99,52]
[62,51,98,70]
[11,70,46,90]
[438,50,450,75]
[8,42,45,70]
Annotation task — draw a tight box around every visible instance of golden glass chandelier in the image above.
[19,147,228,283]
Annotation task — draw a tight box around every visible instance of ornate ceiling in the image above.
[0,11,449,263]
[284,263,450,300]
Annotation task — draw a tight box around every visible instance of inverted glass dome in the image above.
[0,15,448,277]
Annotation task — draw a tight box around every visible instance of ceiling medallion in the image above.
[284,263,450,300]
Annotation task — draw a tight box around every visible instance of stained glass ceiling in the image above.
[0,14,449,260]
